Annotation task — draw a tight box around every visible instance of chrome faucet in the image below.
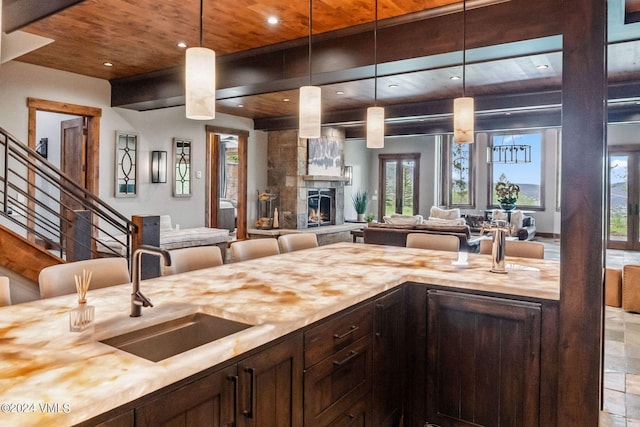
[481,220,511,274]
[130,245,171,317]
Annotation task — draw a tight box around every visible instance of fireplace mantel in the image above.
[302,175,350,182]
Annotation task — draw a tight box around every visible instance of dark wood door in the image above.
[135,364,237,427]
[426,290,541,427]
[60,117,87,259]
[372,287,406,427]
[607,147,640,251]
[238,334,303,427]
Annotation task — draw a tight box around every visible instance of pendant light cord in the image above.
[199,0,204,47]
[462,0,466,97]
[308,0,313,86]
[374,0,378,107]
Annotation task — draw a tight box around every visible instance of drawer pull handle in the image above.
[333,325,359,340]
[333,350,359,367]
[243,367,255,418]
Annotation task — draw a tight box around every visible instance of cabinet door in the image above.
[426,290,541,427]
[238,334,304,427]
[372,287,406,427]
[135,365,236,427]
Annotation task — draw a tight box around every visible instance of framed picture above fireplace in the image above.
[307,136,342,176]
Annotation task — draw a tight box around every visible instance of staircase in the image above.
[0,127,136,283]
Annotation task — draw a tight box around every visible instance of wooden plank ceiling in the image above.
[8,0,640,130]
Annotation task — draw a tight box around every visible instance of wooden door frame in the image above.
[205,125,248,241]
[607,145,640,251]
[27,98,101,242]
[377,153,421,221]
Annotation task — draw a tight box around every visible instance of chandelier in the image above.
[487,143,532,164]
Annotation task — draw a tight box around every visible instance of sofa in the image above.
[488,209,537,241]
[363,222,481,252]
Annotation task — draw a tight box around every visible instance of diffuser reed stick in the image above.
[74,269,92,303]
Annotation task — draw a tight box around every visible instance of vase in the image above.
[357,213,364,222]
[499,201,516,212]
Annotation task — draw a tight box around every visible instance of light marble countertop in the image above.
[0,242,559,426]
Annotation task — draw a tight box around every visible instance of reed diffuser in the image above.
[69,269,95,332]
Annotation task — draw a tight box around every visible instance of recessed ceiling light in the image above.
[450,75,461,81]
[536,64,549,70]
[103,62,113,67]
[505,112,512,116]
[336,90,344,95]
[267,16,279,25]
[388,84,399,89]
[177,42,187,49]
[283,98,290,102]
[237,104,244,108]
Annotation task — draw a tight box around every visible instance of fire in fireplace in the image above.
[307,189,334,227]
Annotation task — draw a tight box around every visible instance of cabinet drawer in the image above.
[304,336,373,426]
[326,394,370,427]
[305,302,372,367]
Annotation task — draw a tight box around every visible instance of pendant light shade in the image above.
[185,46,216,120]
[453,96,474,144]
[299,85,321,139]
[367,106,385,149]
[453,0,474,143]
[299,0,322,140]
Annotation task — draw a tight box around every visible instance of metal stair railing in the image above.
[0,126,136,261]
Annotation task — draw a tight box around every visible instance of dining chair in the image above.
[230,239,280,262]
[479,239,544,259]
[38,258,130,299]
[0,277,11,306]
[277,233,318,253]
[161,246,224,276]
[406,233,460,252]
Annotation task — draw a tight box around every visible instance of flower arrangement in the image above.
[495,174,520,206]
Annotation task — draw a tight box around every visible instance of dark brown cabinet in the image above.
[238,334,304,427]
[372,287,406,427]
[303,302,374,426]
[425,290,542,427]
[135,364,236,427]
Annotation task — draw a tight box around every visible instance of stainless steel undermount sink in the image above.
[100,313,251,362]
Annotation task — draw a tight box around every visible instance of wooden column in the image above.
[558,0,607,424]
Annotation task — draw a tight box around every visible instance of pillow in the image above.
[426,217,467,226]
[430,206,461,220]
[383,214,424,225]
[160,215,173,232]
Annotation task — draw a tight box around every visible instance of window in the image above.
[378,153,420,219]
[488,131,544,209]
[442,136,474,207]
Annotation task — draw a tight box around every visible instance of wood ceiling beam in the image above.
[2,0,86,33]
[111,0,561,110]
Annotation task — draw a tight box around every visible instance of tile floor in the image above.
[536,237,640,426]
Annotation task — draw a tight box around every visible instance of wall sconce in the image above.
[343,165,353,186]
[151,151,167,183]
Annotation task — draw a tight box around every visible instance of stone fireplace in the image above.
[267,128,347,229]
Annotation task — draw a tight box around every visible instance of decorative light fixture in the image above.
[343,165,353,186]
[453,0,474,144]
[185,0,216,120]
[151,151,168,183]
[367,0,384,149]
[299,0,322,139]
[487,136,532,164]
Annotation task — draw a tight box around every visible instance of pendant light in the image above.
[367,0,384,149]
[453,0,474,143]
[185,0,216,120]
[299,0,322,139]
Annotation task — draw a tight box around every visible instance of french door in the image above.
[608,147,640,250]
[378,153,420,221]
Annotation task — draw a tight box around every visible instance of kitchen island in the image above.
[0,242,560,426]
